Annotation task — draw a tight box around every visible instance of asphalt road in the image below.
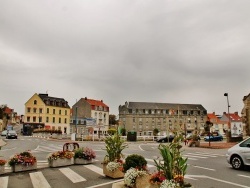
[0,136,249,188]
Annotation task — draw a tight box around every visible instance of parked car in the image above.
[1,130,7,136]
[226,137,250,169]
[6,130,18,139]
[204,134,223,141]
[156,135,175,143]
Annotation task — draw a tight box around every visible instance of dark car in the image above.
[156,135,175,143]
[204,134,223,141]
[6,130,18,139]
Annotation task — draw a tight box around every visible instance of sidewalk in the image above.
[199,141,237,149]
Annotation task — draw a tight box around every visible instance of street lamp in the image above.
[224,93,231,131]
[75,106,78,140]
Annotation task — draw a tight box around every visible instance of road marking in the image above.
[187,153,217,157]
[0,147,17,151]
[84,165,104,176]
[194,152,225,157]
[183,154,207,159]
[59,167,86,183]
[86,179,123,188]
[30,171,51,188]
[0,176,8,188]
[193,165,215,171]
[138,145,144,151]
[238,174,250,179]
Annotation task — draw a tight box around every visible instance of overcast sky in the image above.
[0,0,249,116]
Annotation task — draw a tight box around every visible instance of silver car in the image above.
[226,137,250,169]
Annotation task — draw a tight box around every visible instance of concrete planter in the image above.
[11,162,37,172]
[49,158,72,167]
[0,165,5,174]
[74,158,93,165]
[103,164,124,179]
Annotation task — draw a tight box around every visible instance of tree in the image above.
[204,120,213,146]
[0,105,9,129]
[153,128,159,136]
[120,127,126,136]
[107,128,117,135]
[109,114,118,125]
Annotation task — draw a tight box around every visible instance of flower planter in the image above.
[103,164,124,179]
[11,162,37,172]
[188,140,200,147]
[0,165,5,174]
[135,174,158,188]
[49,158,72,167]
[74,158,93,165]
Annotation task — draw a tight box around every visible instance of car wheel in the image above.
[231,155,244,169]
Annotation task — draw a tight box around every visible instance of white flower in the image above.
[106,161,120,172]
[124,168,147,187]
[160,179,179,188]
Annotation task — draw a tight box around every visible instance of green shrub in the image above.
[123,154,147,172]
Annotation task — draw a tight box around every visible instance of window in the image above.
[59,118,61,123]
[65,110,67,115]
[59,110,61,115]
[27,107,31,113]
[64,118,67,124]
[34,100,37,105]
[47,108,49,114]
[39,108,42,113]
[27,116,30,122]
[53,117,55,123]
[33,117,36,122]
[33,108,37,113]
[53,109,55,114]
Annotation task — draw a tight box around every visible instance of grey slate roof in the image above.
[38,93,70,108]
[127,102,206,111]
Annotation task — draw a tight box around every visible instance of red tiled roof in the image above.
[86,99,109,108]
[226,113,241,121]
[4,107,13,114]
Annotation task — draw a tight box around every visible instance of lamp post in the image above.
[75,106,78,140]
[224,93,231,142]
[224,93,231,130]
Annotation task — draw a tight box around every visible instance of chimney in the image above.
[223,112,226,114]
[85,97,87,100]
[234,112,238,115]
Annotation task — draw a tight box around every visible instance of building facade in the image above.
[207,112,228,135]
[220,112,242,137]
[24,93,71,135]
[71,97,109,137]
[118,101,207,136]
[242,93,250,136]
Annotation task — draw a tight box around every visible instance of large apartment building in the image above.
[118,101,207,136]
[24,93,71,135]
[71,97,109,136]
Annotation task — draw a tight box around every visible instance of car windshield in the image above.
[8,131,16,134]
[239,137,250,147]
